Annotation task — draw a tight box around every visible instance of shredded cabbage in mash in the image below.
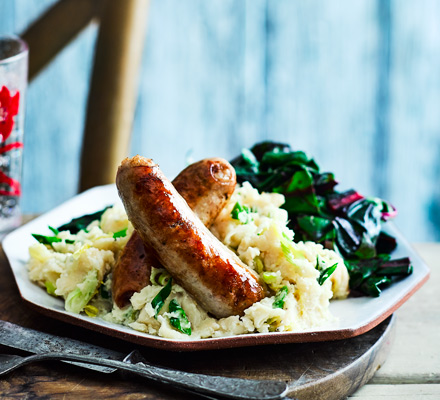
[28,182,349,339]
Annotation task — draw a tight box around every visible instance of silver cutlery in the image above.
[0,321,288,400]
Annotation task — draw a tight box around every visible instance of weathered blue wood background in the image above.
[1,0,439,241]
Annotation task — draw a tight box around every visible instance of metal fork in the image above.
[0,351,288,400]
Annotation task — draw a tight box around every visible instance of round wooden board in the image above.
[0,245,395,400]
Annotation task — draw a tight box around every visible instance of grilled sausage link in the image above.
[173,158,237,226]
[112,233,151,307]
[116,156,265,318]
[112,158,237,308]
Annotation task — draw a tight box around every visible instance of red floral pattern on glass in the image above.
[0,86,19,142]
[0,85,22,196]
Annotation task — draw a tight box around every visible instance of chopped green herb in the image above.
[150,268,171,286]
[266,316,281,332]
[231,202,252,224]
[168,299,191,335]
[262,271,278,284]
[280,232,305,263]
[84,305,99,317]
[273,286,289,309]
[113,228,128,239]
[254,256,264,274]
[151,278,172,318]
[157,272,170,286]
[124,308,140,322]
[45,281,57,296]
[317,263,338,286]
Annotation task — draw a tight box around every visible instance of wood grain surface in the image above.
[0,240,395,400]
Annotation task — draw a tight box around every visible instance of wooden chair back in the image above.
[21,0,150,191]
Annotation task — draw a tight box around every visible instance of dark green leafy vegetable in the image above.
[168,299,191,335]
[360,276,392,297]
[32,234,62,245]
[231,202,252,224]
[231,141,410,297]
[345,256,412,296]
[32,223,76,246]
[57,206,111,234]
[151,278,173,318]
[273,286,289,309]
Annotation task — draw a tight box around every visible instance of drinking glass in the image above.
[0,35,28,234]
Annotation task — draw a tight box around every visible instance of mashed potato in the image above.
[28,183,349,339]
[28,206,133,313]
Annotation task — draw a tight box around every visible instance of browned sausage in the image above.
[116,156,265,318]
[173,158,237,226]
[112,233,151,307]
[112,158,237,308]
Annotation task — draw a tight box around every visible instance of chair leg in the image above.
[79,0,150,192]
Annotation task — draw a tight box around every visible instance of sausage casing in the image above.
[116,156,265,318]
[112,158,237,308]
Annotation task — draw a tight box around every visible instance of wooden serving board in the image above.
[0,244,394,400]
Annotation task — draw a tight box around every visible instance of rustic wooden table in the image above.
[0,230,437,399]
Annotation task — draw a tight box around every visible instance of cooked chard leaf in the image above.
[327,190,364,212]
[273,286,289,309]
[318,263,338,286]
[113,228,128,239]
[376,231,397,254]
[360,276,392,297]
[231,202,252,224]
[296,215,333,242]
[32,234,62,245]
[345,256,412,296]
[249,141,291,161]
[376,257,413,276]
[169,299,191,335]
[241,148,259,173]
[32,233,74,246]
[151,277,172,318]
[57,206,111,234]
[314,172,338,195]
